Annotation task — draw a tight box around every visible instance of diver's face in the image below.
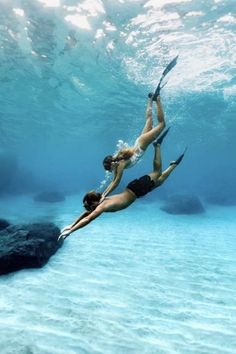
[84,201,92,211]
[104,160,117,171]
[110,161,119,170]
[83,201,98,211]
[104,162,112,171]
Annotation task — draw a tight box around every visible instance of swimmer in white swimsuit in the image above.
[102,94,168,198]
[127,142,144,168]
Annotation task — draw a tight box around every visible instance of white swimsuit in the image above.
[127,142,144,168]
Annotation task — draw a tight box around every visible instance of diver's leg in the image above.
[153,143,162,174]
[157,150,186,185]
[153,127,170,146]
[137,96,165,150]
[141,96,153,135]
[148,144,163,184]
[156,164,177,185]
[155,95,165,125]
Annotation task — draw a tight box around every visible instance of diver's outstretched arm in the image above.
[60,211,91,233]
[102,162,125,197]
[59,206,104,240]
[70,207,103,233]
[70,211,91,227]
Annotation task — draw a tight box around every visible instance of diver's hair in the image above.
[83,190,102,210]
[103,155,114,171]
[103,150,133,171]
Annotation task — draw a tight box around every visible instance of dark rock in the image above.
[0,222,62,275]
[34,191,65,203]
[0,219,10,231]
[161,194,205,215]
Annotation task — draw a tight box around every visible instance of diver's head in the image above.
[103,155,114,171]
[83,190,102,211]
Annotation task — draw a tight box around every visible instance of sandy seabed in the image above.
[0,194,235,354]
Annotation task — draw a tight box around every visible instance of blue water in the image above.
[0,0,236,353]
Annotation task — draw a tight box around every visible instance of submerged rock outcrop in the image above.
[0,219,10,231]
[161,195,205,215]
[0,221,62,275]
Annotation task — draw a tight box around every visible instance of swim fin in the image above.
[170,147,187,166]
[153,127,170,146]
[162,55,179,77]
[151,55,179,101]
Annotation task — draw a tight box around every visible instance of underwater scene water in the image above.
[0,0,236,353]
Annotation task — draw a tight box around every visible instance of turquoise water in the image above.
[0,0,236,353]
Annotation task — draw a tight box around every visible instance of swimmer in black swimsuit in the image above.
[59,130,186,240]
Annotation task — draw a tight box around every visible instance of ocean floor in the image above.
[0,194,236,354]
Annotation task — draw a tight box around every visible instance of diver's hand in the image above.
[58,229,71,242]
[61,225,72,233]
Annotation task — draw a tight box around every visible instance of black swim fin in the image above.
[170,147,187,166]
[153,127,170,146]
[151,55,179,101]
[162,55,179,77]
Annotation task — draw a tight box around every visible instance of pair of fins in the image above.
[150,56,186,165]
[149,55,178,101]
